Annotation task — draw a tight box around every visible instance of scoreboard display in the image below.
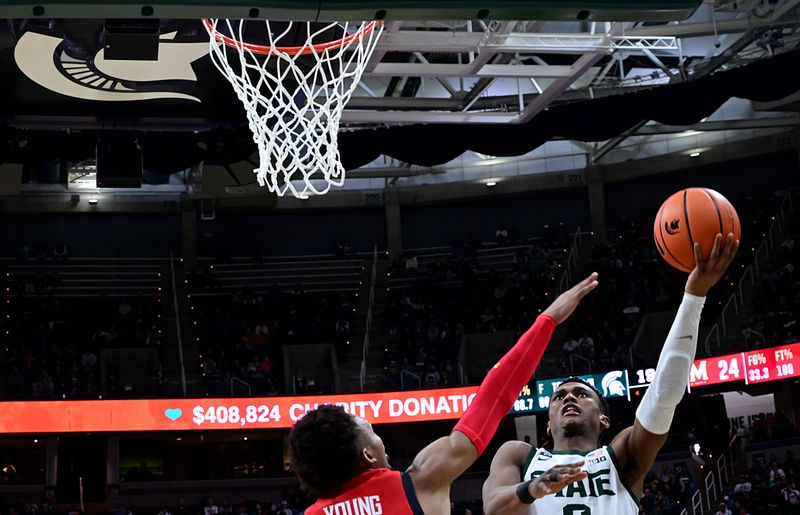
[688,343,799,387]
[743,344,798,384]
[630,342,800,390]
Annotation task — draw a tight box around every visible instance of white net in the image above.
[204,19,383,198]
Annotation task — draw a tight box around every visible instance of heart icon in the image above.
[164,408,183,421]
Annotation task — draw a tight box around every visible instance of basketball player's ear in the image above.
[546,421,552,436]
[361,447,378,467]
[600,414,610,432]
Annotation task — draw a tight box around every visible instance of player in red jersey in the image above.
[289,273,600,514]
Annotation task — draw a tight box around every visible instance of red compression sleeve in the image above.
[453,314,556,455]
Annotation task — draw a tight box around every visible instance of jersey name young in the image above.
[322,496,383,515]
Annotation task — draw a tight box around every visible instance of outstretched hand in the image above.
[543,273,599,325]
[685,233,739,297]
[528,461,588,500]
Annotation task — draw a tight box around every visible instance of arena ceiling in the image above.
[0,0,799,191]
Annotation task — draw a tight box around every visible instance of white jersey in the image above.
[520,446,639,515]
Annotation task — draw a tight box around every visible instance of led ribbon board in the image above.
[1,342,796,433]
[0,387,478,434]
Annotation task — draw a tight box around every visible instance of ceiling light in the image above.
[486,181,497,187]
[88,197,99,204]
[689,152,701,158]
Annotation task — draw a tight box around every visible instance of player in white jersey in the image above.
[483,233,738,515]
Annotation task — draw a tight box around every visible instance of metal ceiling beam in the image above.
[412,52,458,96]
[366,62,575,78]
[625,16,795,38]
[339,111,518,124]
[513,24,623,125]
[373,31,676,54]
[467,21,517,73]
[365,20,403,73]
[515,51,608,124]
[591,120,648,162]
[772,0,800,21]
[341,109,799,130]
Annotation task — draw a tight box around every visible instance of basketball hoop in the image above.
[203,18,383,198]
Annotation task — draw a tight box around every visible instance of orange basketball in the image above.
[653,188,741,273]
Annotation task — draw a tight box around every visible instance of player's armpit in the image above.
[611,422,668,498]
[407,431,478,494]
[482,441,532,515]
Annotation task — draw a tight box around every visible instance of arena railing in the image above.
[703,189,795,354]
[555,228,593,296]
[691,489,702,515]
[704,470,716,511]
[717,454,729,493]
[359,246,379,392]
[3,256,167,297]
[569,353,592,374]
[388,240,561,288]
[695,454,731,514]
[400,369,422,389]
[169,252,187,396]
[230,376,252,397]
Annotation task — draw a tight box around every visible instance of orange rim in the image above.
[202,19,380,56]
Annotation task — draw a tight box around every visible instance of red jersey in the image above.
[302,468,423,515]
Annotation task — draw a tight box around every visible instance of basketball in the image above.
[653,188,741,272]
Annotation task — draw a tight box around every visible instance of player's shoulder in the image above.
[493,440,534,466]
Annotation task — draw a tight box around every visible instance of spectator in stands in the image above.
[81,349,97,371]
[716,502,732,515]
[442,362,458,387]
[203,498,219,515]
[118,298,133,318]
[783,482,800,507]
[424,364,440,388]
[734,474,753,495]
[109,500,129,515]
[255,321,269,338]
[404,253,418,274]
[495,226,509,245]
[769,460,787,486]
[52,242,68,259]
[157,502,172,515]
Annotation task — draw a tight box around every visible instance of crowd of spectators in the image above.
[639,463,697,515]
[719,450,800,515]
[189,279,356,396]
[1,286,163,400]
[741,221,800,350]
[1,239,164,399]
[383,225,571,389]
[1,186,796,403]
[382,187,793,389]
[559,189,788,374]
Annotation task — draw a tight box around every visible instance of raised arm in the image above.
[612,234,738,496]
[408,274,599,503]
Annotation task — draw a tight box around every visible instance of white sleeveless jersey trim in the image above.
[520,446,639,515]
